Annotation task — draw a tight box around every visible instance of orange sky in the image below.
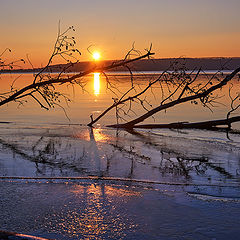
[1,0,240,68]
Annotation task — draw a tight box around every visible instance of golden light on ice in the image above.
[92,52,101,61]
[94,73,100,96]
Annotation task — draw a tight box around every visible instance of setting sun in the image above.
[92,52,101,61]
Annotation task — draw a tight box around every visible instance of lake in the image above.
[1,72,240,128]
[0,72,240,181]
[0,72,240,239]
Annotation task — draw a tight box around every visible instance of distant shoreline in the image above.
[1,57,240,74]
[0,70,237,76]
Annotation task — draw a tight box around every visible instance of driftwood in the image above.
[131,116,240,130]
[0,230,50,240]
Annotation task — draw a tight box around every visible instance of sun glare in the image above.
[94,72,100,96]
[92,52,101,61]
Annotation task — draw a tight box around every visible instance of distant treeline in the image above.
[2,57,240,73]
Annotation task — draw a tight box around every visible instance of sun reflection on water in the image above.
[94,73,100,96]
[92,128,111,142]
[49,184,140,239]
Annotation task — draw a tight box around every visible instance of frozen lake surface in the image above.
[0,72,240,239]
[0,123,240,186]
[0,123,240,239]
[1,180,240,240]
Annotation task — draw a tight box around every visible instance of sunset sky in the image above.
[1,0,240,67]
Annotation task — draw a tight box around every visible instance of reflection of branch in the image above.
[0,138,87,174]
[110,143,151,161]
[88,127,102,176]
[124,129,234,179]
[0,127,235,181]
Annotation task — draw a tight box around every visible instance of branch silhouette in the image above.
[0,26,154,112]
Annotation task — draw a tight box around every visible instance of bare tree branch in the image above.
[107,67,240,129]
[0,26,154,114]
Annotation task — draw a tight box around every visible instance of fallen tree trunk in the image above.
[126,116,240,130]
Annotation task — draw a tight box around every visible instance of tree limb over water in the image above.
[1,25,239,132]
[0,26,154,111]
[89,60,240,131]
